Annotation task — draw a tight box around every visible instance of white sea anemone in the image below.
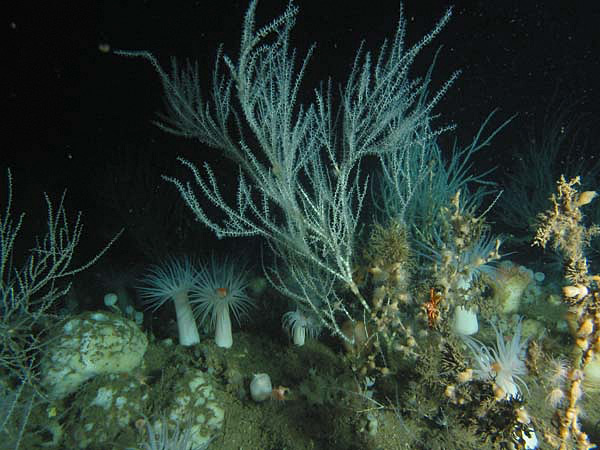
[454,231,504,290]
[192,256,254,348]
[138,256,200,346]
[546,387,566,409]
[462,317,529,399]
[545,356,569,387]
[418,229,503,291]
[140,413,211,450]
[282,308,321,346]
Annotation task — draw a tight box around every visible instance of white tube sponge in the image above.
[250,373,272,402]
[452,306,479,336]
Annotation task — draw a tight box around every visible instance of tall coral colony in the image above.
[101,1,600,448]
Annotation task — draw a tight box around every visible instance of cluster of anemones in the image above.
[138,256,253,348]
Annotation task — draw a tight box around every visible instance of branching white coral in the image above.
[116,1,457,340]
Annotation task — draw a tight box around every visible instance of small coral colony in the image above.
[4,1,600,449]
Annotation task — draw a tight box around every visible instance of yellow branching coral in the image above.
[533,175,599,285]
[533,175,600,450]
